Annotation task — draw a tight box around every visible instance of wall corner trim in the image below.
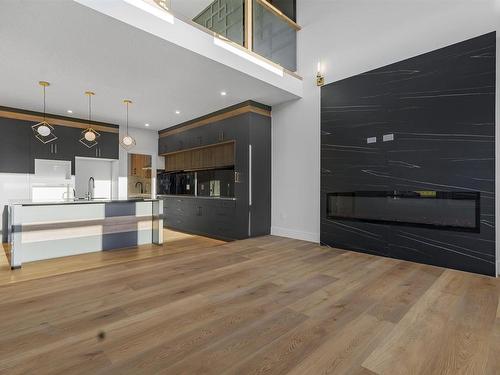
[271,226,320,243]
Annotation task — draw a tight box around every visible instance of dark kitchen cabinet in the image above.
[29,125,119,173]
[0,118,31,173]
[71,128,119,160]
[0,111,119,175]
[95,131,119,159]
[158,102,271,241]
[159,133,182,153]
[52,126,80,161]
[158,119,237,156]
[162,197,239,241]
[30,127,78,173]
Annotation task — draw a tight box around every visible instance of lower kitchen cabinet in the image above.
[162,197,240,241]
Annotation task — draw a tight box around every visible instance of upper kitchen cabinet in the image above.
[31,126,80,174]
[97,131,119,159]
[72,129,119,160]
[0,107,119,174]
[0,117,31,174]
[158,101,267,155]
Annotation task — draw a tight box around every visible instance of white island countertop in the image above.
[9,198,160,206]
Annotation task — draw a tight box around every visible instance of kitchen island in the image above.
[7,198,163,268]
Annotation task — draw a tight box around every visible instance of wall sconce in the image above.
[316,61,325,87]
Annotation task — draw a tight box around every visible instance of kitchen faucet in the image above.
[87,177,95,200]
[135,181,144,194]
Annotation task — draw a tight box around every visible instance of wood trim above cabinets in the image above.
[159,101,271,138]
[0,107,119,133]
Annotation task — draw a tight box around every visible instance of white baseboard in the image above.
[271,226,320,243]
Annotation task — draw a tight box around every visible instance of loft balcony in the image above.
[155,0,300,73]
[75,0,303,100]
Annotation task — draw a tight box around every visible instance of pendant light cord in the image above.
[42,85,46,122]
[126,101,129,135]
[88,94,92,124]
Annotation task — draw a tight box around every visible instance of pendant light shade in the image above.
[122,135,134,146]
[120,99,136,150]
[37,124,51,137]
[84,131,97,142]
[80,91,100,148]
[32,81,57,144]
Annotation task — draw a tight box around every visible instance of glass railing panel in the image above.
[252,0,297,71]
[265,0,295,21]
[162,0,245,47]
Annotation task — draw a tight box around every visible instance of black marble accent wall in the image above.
[320,32,497,276]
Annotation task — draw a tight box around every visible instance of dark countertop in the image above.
[157,194,236,201]
[9,198,160,206]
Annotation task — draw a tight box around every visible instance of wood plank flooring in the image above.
[0,233,498,374]
[0,229,224,285]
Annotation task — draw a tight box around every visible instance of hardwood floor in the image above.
[0,232,498,374]
[0,229,224,285]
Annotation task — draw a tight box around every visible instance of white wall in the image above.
[271,0,500,257]
[118,125,159,198]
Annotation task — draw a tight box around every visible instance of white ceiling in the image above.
[0,1,297,131]
[170,0,213,19]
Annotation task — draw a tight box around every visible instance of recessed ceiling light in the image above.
[175,110,180,114]
[220,91,227,96]
[67,110,73,114]
[145,123,150,127]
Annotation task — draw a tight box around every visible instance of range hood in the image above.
[34,159,72,180]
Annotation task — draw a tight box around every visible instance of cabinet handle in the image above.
[249,144,252,206]
[55,144,58,154]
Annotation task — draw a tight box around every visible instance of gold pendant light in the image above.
[120,99,136,150]
[32,81,57,144]
[80,91,100,148]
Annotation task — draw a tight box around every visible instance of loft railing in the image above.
[151,0,300,73]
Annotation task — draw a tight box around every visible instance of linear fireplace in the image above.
[327,191,480,232]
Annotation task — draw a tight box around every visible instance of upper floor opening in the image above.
[153,0,299,73]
